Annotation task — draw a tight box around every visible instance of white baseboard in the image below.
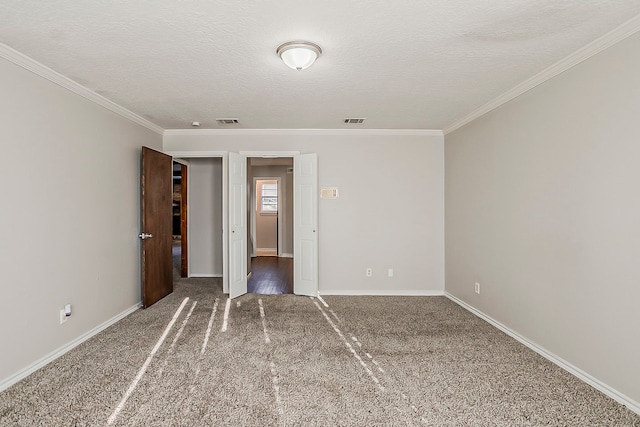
[256,248,277,256]
[444,292,640,416]
[0,302,141,393]
[280,253,294,258]
[319,289,444,296]
[188,273,222,278]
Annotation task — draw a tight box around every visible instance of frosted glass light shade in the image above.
[277,41,322,71]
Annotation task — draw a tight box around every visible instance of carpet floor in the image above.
[0,278,638,426]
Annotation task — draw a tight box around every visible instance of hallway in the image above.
[247,257,293,295]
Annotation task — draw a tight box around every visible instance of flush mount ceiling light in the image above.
[276,41,322,71]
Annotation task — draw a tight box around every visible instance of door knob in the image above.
[138,233,153,239]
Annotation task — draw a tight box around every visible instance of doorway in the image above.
[254,178,279,257]
[172,161,188,278]
[164,149,318,298]
[247,158,293,294]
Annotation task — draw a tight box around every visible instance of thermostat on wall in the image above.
[321,187,339,199]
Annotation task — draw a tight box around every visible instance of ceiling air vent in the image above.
[216,118,240,125]
[343,118,366,124]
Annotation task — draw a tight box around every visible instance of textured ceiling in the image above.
[1,1,640,130]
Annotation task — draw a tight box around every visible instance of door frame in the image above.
[166,151,229,293]
[242,152,299,261]
[252,176,283,257]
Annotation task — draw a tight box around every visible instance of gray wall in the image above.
[187,158,223,276]
[445,32,640,405]
[164,132,445,295]
[0,56,162,387]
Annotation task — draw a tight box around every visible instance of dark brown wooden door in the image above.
[141,146,173,308]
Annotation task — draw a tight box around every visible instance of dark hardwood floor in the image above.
[247,256,293,295]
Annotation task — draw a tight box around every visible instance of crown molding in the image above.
[163,128,443,137]
[0,42,164,135]
[443,13,640,135]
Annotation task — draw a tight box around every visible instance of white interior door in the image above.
[294,153,318,296]
[228,152,247,299]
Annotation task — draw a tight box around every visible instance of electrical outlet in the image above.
[366,268,372,277]
[475,282,480,294]
[388,268,394,277]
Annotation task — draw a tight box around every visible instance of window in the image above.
[260,181,278,214]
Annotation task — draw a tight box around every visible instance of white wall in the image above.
[164,132,445,295]
[255,179,278,251]
[445,32,640,407]
[250,165,294,256]
[0,56,162,388]
[187,158,223,276]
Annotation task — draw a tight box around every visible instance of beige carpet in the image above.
[1,278,638,426]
